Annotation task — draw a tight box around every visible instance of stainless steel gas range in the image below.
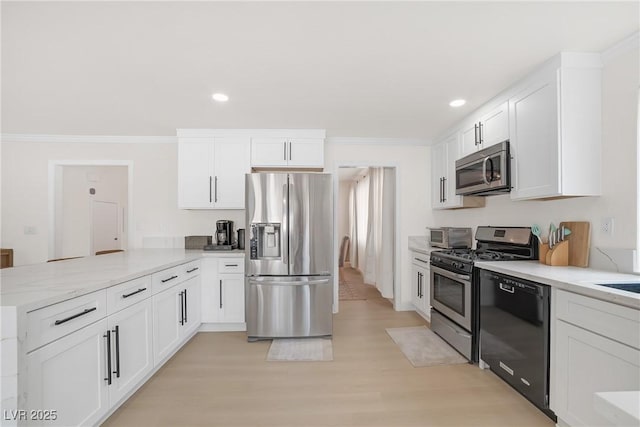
[429,226,538,362]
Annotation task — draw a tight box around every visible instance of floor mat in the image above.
[386,326,468,367]
[266,338,333,362]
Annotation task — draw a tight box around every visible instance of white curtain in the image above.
[348,175,369,272]
[363,168,395,298]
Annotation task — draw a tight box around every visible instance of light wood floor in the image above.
[103,296,554,427]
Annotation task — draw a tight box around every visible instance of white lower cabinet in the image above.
[218,274,245,323]
[201,257,245,329]
[106,299,154,405]
[551,289,640,426]
[410,252,430,320]
[152,285,182,363]
[26,319,110,427]
[27,299,156,426]
[152,277,201,364]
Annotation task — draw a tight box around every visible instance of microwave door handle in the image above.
[482,157,491,185]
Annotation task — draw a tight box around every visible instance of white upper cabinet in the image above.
[431,132,484,210]
[509,53,602,200]
[251,137,324,168]
[178,136,250,209]
[460,101,509,158]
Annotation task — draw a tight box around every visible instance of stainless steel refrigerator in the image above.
[245,172,333,341]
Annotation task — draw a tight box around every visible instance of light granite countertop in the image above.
[1,249,245,312]
[408,236,436,256]
[594,391,640,426]
[476,260,640,309]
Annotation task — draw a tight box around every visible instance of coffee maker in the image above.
[216,220,234,246]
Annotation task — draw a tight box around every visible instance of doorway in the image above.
[49,162,131,260]
[335,166,397,309]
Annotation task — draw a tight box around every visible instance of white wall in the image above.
[1,141,244,266]
[430,45,639,272]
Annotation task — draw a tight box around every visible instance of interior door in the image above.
[288,173,333,276]
[92,200,120,255]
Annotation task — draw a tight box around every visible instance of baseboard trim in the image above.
[199,322,247,332]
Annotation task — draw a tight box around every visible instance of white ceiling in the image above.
[2,1,638,141]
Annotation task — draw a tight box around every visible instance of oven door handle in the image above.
[431,265,470,282]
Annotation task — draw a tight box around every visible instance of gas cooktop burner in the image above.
[433,249,520,262]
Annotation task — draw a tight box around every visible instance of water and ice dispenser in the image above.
[249,223,281,260]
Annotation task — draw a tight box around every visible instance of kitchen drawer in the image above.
[182,260,201,278]
[26,290,107,352]
[106,275,152,315]
[555,289,640,349]
[151,265,184,294]
[218,258,243,274]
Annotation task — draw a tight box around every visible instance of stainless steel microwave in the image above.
[455,140,511,196]
[428,227,472,249]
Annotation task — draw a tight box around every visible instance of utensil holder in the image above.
[542,240,569,266]
[538,243,550,264]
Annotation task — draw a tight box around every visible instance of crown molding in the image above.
[326,137,430,146]
[176,128,326,138]
[1,134,177,144]
[601,31,639,64]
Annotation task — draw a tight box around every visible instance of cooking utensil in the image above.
[549,223,557,249]
[531,224,543,243]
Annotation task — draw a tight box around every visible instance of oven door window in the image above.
[433,272,465,316]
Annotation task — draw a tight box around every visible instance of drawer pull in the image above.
[186,267,199,273]
[54,307,97,325]
[122,288,147,299]
[224,264,238,267]
[161,275,178,283]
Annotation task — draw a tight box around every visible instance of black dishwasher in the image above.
[479,269,556,421]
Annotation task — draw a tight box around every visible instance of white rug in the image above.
[266,338,333,362]
[386,326,468,367]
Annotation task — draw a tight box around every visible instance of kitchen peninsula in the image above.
[1,249,242,427]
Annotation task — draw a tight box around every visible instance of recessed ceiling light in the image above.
[449,99,466,108]
[212,93,229,102]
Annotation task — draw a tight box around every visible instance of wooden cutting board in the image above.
[559,221,591,267]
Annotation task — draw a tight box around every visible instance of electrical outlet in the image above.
[601,217,614,236]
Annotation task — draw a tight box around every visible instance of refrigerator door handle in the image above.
[247,278,330,286]
[282,182,289,266]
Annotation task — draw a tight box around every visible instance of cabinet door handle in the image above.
[104,330,112,385]
[284,142,287,161]
[209,176,213,203]
[179,291,185,325]
[122,288,147,299]
[225,264,238,267]
[184,288,188,324]
[54,307,97,325]
[289,141,292,161]
[474,123,479,145]
[161,275,178,283]
[186,267,199,273]
[113,325,120,378]
[479,122,484,144]
[214,176,218,203]
[219,280,223,309]
[442,177,446,203]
